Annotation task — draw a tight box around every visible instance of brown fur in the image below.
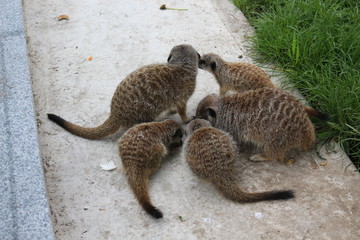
[199,53,329,120]
[48,44,200,140]
[183,119,294,202]
[195,88,316,162]
[118,119,183,219]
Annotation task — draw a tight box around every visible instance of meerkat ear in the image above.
[167,54,172,62]
[210,62,216,70]
[197,52,201,59]
[206,108,217,123]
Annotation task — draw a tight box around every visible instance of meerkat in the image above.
[199,53,275,95]
[199,53,329,120]
[195,88,316,163]
[119,119,183,219]
[183,119,294,202]
[47,44,200,140]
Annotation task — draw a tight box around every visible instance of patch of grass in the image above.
[232,0,360,168]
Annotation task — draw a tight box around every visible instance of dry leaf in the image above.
[319,161,327,166]
[57,14,70,21]
[287,159,296,165]
[159,4,188,10]
[311,163,318,169]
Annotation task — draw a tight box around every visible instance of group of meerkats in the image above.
[48,44,328,219]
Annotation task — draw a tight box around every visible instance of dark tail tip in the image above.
[268,190,295,201]
[304,108,330,121]
[316,112,331,121]
[144,205,163,219]
[48,113,66,127]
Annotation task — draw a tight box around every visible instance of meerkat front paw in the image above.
[167,109,177,115]
[249,154,270,162]
[183,116,196,124]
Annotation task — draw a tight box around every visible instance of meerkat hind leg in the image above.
[163,106,177,116]
[167,109,177,115]
[249,153,274,162]
[249,151,286,162]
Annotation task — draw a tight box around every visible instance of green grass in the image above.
[232,0,360,168]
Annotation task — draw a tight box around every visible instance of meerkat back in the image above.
[195,88,316,163]
[119,119,183,219]
[184,119,294,202]
[48,44,200,140]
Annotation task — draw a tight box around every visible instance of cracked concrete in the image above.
[23,0,360,239]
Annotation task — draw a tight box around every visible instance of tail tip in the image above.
[317,112,331,121]
[272,190,295,200]
[305,108,330,121]
[47,113,66,125]
[145,206,163,219]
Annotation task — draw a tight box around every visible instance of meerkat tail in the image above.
[127,172,163,219]
[303,107,330,121]
[213,176,295,203]
[47,113,121,140]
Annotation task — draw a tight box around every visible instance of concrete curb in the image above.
[0,0,55,239]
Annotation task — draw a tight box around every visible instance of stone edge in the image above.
[0,0,55,239]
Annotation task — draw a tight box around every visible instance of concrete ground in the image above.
[23,0,360,239]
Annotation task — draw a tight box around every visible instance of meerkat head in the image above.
[198,53,223,73]
[186,119,212,135]
[195,94,220,124]
[163,119,184,148]
[167,44,200,71]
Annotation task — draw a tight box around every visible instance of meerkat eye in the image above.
[167,54,172,63]
[210,62,216,70]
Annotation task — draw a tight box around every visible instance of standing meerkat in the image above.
[183,119,294,202]
[119,119,183,219]
[199,53,329,120]
[195,88,316,163]
[48,44,200,140]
